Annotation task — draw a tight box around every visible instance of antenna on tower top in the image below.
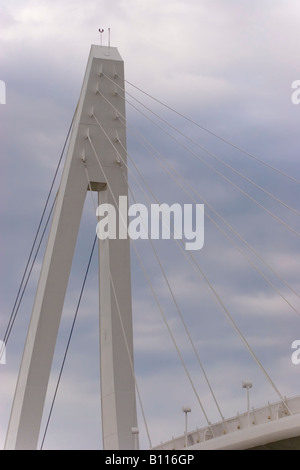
[108,28,111,48]
[99,28,104,46]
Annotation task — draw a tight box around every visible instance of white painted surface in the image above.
[5,45,138,450]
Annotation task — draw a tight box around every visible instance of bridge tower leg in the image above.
[5,45,138,450]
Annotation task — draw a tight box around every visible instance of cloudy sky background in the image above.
[0,0,300,450]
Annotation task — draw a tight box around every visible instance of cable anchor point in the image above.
[81,149,87,166]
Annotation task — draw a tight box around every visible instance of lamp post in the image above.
[242,381,252,427]
[131,427,139,450]
[182,406,191,448]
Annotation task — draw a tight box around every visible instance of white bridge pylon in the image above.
[5,45,138,450]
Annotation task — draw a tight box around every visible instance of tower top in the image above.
[90,44,123,62]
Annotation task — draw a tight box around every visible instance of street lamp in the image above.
[182,406,191,448]
[242,381,252,427]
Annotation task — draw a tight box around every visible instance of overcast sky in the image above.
[0,0,300,450]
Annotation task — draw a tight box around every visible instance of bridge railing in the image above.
[151,395,300,450]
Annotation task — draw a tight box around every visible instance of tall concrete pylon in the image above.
[5,45,138,450]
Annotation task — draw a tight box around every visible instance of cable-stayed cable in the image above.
[85,127,215,430]
[89,108,293,417]
[97,84,300,296]
[83,163,153,447]
[0,105,78,362]
[111,129,294,414]
[124,89,300,218]
[94,87,299,305]
[40,235,97,449]
[103,72,299,217]
[124,79,300,185]
[124,96,300,237]
[119,133,299,315]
